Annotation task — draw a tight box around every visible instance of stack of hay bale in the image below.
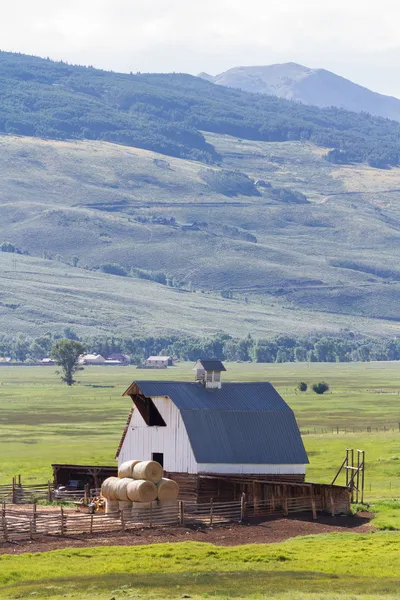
[101,460,179,517]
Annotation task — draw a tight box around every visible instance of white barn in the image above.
[144,355,173,368]
[116,361,308,501]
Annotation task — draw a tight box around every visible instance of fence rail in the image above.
[0,495,329,543]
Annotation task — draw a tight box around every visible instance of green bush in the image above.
[99,263,128,276]
[298,382,308,392]
[312,382,330,394]
[200,169,259,196]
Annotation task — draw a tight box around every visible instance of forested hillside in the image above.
[2,51,400,167]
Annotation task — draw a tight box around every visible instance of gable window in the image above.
[133,396,166,426]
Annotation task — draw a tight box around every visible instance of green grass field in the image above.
[1,361,400,497]
[1,361,400,600]
[1,535,400,599]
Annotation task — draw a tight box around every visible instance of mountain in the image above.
[200,63,400,123]
[2,51,400,168]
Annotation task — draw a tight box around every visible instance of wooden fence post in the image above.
[149,502,153,528]
[240,493,246,522]
[209,498,213,526]
[32,503,37,533]
[311,498,317,520]
[283,497,288,517]
[120,510,125,532]
[11,477,16,504]
[60,507,65,536]
[2,512,8,542]
[179,500,184,526]
[330,495,335,517]
[47,481,52,503]
[90,514,94,534]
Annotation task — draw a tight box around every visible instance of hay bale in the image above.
[126,479,158,503]
[118,459,142,479]
[101,477,120,500]
[114,477,134,501]
[156,478,179,501]
[105,499,119,514]
[133,460,163,483]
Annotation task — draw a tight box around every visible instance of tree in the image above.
[312,382,330,395]
[50,339,86,386]
[297,382,308,392]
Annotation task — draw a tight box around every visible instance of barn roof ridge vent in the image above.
[193,359,226,389]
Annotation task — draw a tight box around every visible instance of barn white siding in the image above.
[197,464,306,475]
[118,397,198,473]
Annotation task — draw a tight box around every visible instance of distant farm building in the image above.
[79,354,106,365]
[40,358,55,366]
[106,353,130,364]
[144,356,174,368]
[117,360,309,501]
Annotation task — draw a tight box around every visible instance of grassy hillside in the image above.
[1,133,400,335]
[2,253,397,337]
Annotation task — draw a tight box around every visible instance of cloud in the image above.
[1,0,400,95]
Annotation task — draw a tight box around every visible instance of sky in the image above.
[2,0,400,97]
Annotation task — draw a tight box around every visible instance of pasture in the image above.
[1,361,400,498]
[1,361,400,600]
[1,535,400,599]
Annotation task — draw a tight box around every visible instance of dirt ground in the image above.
[0,512,373,555]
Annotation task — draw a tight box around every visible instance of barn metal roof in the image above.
[195,360,226,372]
[132,381,308,465]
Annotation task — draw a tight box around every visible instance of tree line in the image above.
[1,330,399,364]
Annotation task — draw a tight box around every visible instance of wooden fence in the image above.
[0,480,93,504]
[0,495,336,544]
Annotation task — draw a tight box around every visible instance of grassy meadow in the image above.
[1,535,400,599]
[1,361,400,498]
[1,361,400,600]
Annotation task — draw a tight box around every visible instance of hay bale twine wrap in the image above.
[126,479,158,503]
[105,499,119,514]
[156,478,179,501]
[101,477,120,500]
[133,460,163,483]
[118,459,142,479]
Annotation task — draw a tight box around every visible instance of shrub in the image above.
[200,169,259,197]
[312,382,330,395]
[99,263,128,276]
[298,382,308,392]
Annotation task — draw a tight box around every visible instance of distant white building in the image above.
[145,356,173,368]
[40,358,55,366]
[79,354,106,365]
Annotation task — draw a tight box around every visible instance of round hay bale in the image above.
[114,478,133,501]
[133,460,163,483]
[126,479,158,503]
[156,478,179,502]
[101,477,120,500]
[118,459,142,479]
[105,499,119,514]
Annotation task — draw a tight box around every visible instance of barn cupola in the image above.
[194,359,226,389]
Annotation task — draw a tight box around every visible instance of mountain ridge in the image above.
[199,62,400,122]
